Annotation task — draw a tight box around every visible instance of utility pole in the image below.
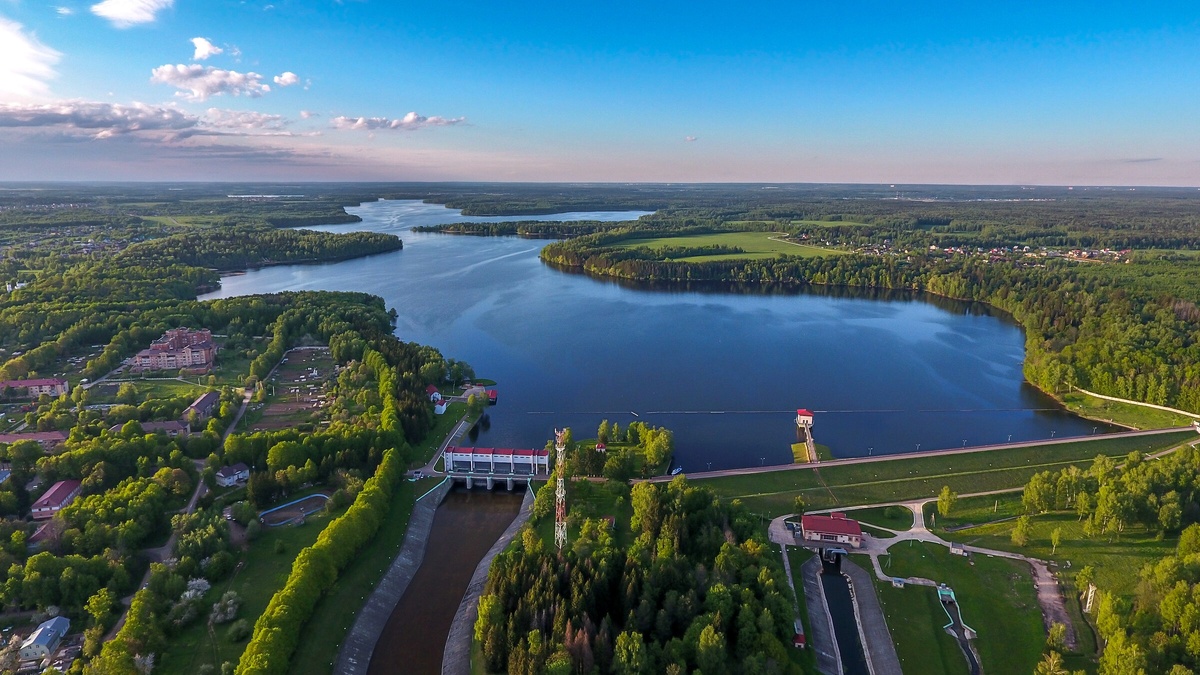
[554,429,568,553]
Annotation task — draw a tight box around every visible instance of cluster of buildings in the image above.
[127,328,217,372]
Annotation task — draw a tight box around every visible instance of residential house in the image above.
[31,480,82,520]
[216,463,250,487]
[19,616,69,661]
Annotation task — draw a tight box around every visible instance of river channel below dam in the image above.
[368,487,523,675]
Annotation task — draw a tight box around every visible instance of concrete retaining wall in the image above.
[334,478,453,675]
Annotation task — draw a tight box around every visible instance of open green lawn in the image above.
[414,404,469,467]
[289,478,428,675]
[616,231,843,261]
[1060,391,1196,430]
[107,378,208,401]
[698,431,1195,517]
[157,509,342,675]
[849,505,914,531]
[874,542,1044,675]
[924,492,1024,531]
[938,511,1171,601]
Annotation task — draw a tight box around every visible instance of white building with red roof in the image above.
[800,512,862,549]
[0,378,69,399]
[31,479,82,520]
[444,447,550,475]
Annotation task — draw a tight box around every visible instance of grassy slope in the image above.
[784,547,820,674]
[1060,391,1195,430]
[874,542,1045,675]
[700,431,1195,516]
[289,477,427,675]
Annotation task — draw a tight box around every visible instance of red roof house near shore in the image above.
[800,513,862,549]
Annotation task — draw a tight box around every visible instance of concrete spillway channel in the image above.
[803,553,902,675]
[938,586,983,675]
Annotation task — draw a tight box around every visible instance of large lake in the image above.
[203,199,1104,470]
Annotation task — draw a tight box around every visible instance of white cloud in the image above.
[151,64,270,101]
[190,37,223,61]
[0,18,61,101]
[684,136,697,142]
[90,0,173,28]
[299,110,317,119]
[273,71,299,87]
[330,111,464,131]
[0,100,295,140]
[56,7,75,16]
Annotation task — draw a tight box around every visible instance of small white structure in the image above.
[433,399,449,415]
[216,463,250,487]
[19,616,69,661]
[426,385,442,402]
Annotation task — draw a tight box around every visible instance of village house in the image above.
[433,399,449,415]
[31,479,82,519]
[426,384,442,402]
[183,391,221,423]
[128,328,216,371]
[19,616,69,661]
[0,431,69,448]
[0,378,69,399]
[215,463,251,488]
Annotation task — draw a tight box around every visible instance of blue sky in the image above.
[0,0,1197,183]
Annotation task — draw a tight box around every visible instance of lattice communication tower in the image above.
[554,428,568,552]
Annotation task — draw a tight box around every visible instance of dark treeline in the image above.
[477,478,800,675]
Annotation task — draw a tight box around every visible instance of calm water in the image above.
[203,199,1104,470]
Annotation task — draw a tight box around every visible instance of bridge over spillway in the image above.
[442,446,550,490]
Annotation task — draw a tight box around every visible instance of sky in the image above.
[0,0,1198,184]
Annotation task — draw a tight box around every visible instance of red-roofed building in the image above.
[487,389,498,405]
[443,446,550,475]
[0,378,69,399]
[0,430,68,448]
[433,399,449,415]
[426,385,441,402]
[796,409,814,426]
[31,479,82,519]
[800,513,862,549]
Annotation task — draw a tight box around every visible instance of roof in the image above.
[110,420,188,434]
[796,409,814,417]
[0,378,67,388]
[187,391,220,410]
[216,463,250,478]
[446,446,550,457]
[0,431,68,444]
[801,513,862,538]
[425,385,439,394]
[21,616,69,649]
[32,480,82,510]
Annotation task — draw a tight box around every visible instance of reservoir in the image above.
[202,199,1105,470]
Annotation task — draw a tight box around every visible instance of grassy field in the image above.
[103,378,208,401]
[414,403,469,467]
[849,505,914,531]
[937,511,1171,601]
[874,542,1045,675]
[157,509,341,675]
[1060,391,1196,430]
[924,492,1024,531]
[698,431,1196,516]
[615,231,843,261]
[289,477,428,675]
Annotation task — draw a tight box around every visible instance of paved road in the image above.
[414,415,472,476]
[647,425,1196,483]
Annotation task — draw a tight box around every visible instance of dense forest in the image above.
[476,478,801,675]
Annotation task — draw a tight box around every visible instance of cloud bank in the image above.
[273,71,299,87]
[330,112,464,131]
[0,18,61,101]
[0,100,293,140]
[90,0,173,28]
